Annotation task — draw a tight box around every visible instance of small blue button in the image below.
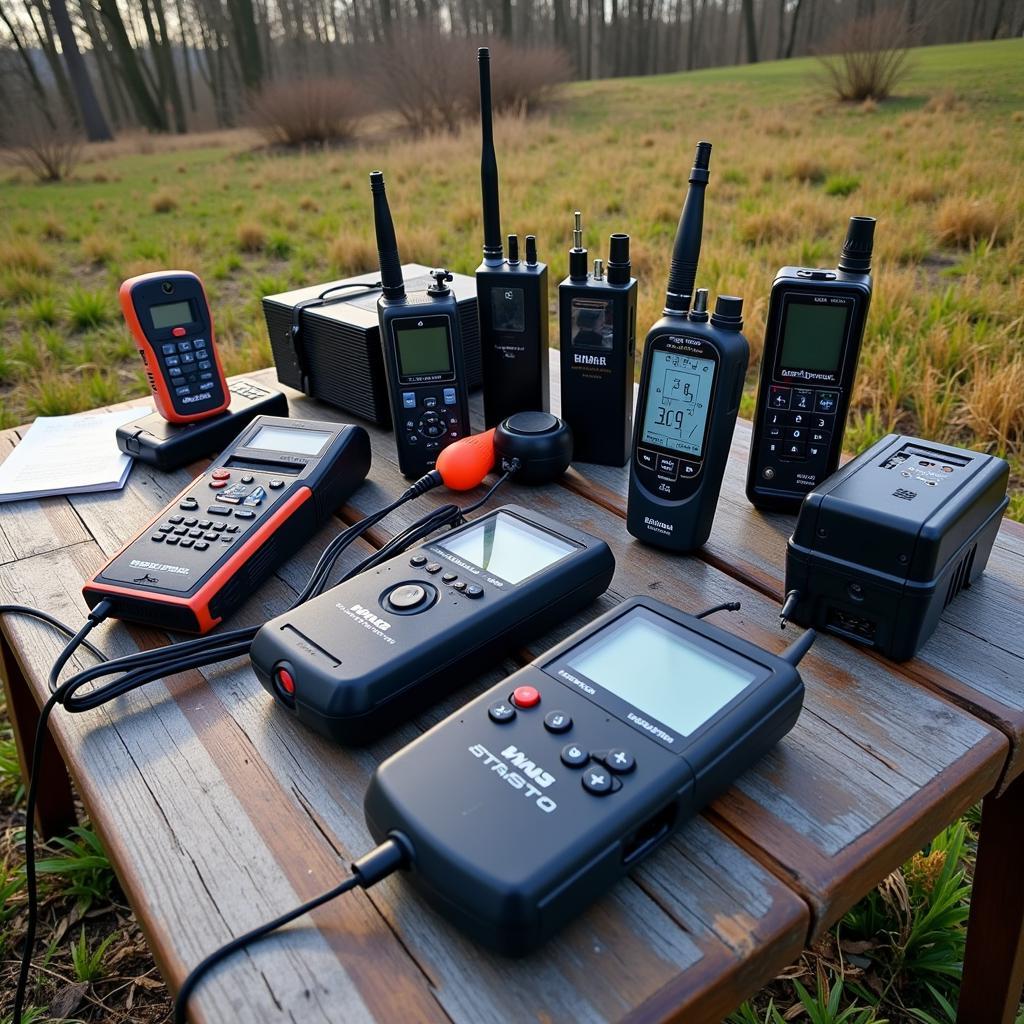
[443,388,457,405]
[402,392,416,409]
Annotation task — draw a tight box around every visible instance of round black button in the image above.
[410,555,427,567]
[425,562,442,574]
[268,479,284,489]
[560,743,589,767]
[488,700,516,723]
[441,572,458,584]
[465,584,483,599]
[388,584,427,610]
[544,710,572,734]
[582,767,613,795]
[451,581,467,592]
[606,749,636,774]
[241,474,255,484]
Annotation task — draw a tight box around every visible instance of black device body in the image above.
[263,265,482,426]
[784,433,1008,661]
[364,595,804,955]
[370,172,473,479]
[476,48,550,427]
[558,217,638,466]
[84,416,371,633]
[627,143,750,552]
[115,379,288,471]
[251,505,615,743]
[746,218,876,512]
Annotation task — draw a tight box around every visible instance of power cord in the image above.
[172,836,408,1024]
[8,469,510,1023]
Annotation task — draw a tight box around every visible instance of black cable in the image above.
[13,600,111,1024]
[172,837,407,1024]
[0,604,107,661]
[779,590,801,629]
[695,600,741,619]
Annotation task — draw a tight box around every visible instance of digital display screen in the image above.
[491,287,525,333]
[571,298,613,351]
[640,350,717,458]
[249,424,332,455]
[437,512,576,584]
[566,612,757,738]
[779,302,848,374]
[395,325,452,377]
[150,300,194,330]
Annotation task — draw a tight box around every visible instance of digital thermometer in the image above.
[250,505,614,742]
[83,416,371,633]
[120,271,230,423]
[363,596,807,955]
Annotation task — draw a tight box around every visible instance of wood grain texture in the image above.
[0,404,810,1023]
[511,356,1024,789]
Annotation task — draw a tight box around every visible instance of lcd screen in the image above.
[640,350,717,458]
[249,425,332,455]
[567,612,756,737]
[150,300,194,330]
[438,512,576,584]
[491,287,525,333]
[778,302,848,374]
[395,325,452,377]
[571,298,613,351]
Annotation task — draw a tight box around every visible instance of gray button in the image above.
[389,584,427,610]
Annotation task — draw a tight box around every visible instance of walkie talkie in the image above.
[371,171,472,480]
[476,47,550,427]
[120,271,229,423]
[627,142,749,552]
[745,217,876,512]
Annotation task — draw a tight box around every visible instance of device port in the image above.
[827,607,878,644]
[622,802,678,866]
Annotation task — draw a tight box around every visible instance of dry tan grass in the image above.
[149,189,179,214]
[236,222,268,253]
[0,238,53,274]
[935,197,1006,248]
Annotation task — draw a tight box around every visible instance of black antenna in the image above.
[664,141,712,316]
[838,215,876,274]
[478,47,503,265]
[369,170,406,301]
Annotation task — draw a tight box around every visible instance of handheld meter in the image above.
[250,505,614,742]
[746,216,876,512]
[371,172,472,479]
[363,596,806,955]
[626,143,750,552]
[120,271,230,423]
[83,416,371,634]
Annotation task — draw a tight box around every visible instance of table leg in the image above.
[0,638,77,840]
[958,774,1024,1024]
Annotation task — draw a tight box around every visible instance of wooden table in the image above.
[2,357,1022,1024]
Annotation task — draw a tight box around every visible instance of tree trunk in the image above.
[785,0,805,57]
[25,0,77,117]
[97,0,167,130]
[741,0,758,62]
[150,0,187,131]
[989,0,1007,37]
[49,0,113,139]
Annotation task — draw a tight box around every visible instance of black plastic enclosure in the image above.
[784,433,1008,660]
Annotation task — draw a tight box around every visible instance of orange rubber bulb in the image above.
[435,429,497,490]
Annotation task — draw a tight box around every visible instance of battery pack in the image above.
[784,434,1009,660]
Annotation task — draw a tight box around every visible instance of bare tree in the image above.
[49,0,112,139]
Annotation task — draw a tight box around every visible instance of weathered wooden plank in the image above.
[0,483,808,1023]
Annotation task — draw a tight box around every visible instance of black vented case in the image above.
[263,265,482,426]
[784,433,1009,660]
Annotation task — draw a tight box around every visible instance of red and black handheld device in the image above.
[120,270,230,424]
[83,416,371,634]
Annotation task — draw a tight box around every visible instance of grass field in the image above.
[1,38,1023,1024]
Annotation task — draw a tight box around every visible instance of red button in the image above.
[209,479,227,489]
[512,685,540,708]
[276,668,295,695]
[172,326,187,337]
[212,469,230,480]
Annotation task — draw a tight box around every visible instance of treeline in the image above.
[0,0,1019,143]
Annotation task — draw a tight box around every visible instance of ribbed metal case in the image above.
[263,264,482,426]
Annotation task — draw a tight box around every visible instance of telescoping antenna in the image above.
[369,170,406,301]
[478,47,504,266]
[664,141,712,316]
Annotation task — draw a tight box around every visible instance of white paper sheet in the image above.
[0,406,151,503]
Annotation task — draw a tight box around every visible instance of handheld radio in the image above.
[250,504,614,743]
[364,596,809,955]
[626,142,749,551]
[120,271,229,423]
[745,216,876,512]
[557,214,638,466]
[371,171,472,479]
[476,47,550,427]
[83,416,371,633]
